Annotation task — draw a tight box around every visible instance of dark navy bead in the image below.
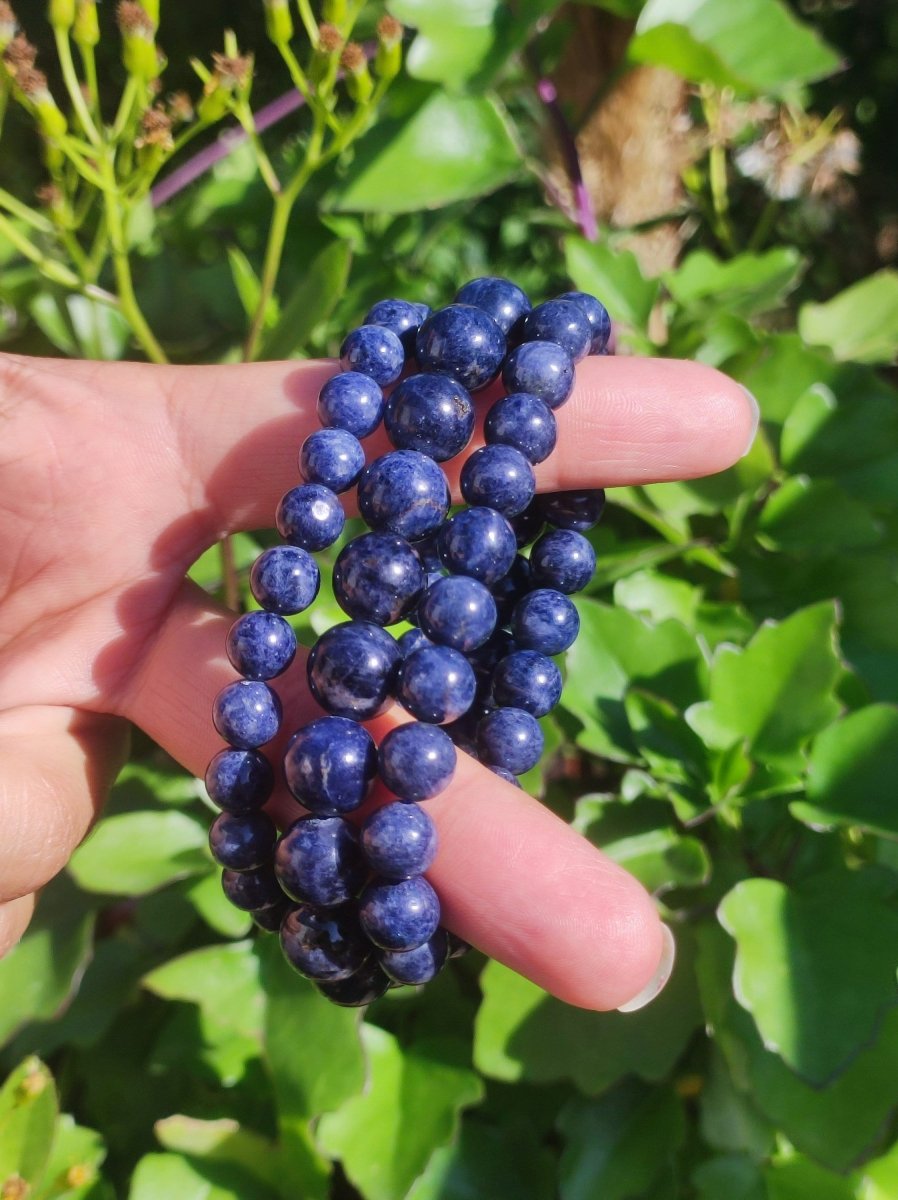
[558,290,611,354]
[333,532,424,626]
[340,324,405,386]
[275,816,367,906]
[204,748,274,813]
[502,341,574,410]
[512,588,580,655]
[381,929,449,986]
[280,903,372,981]
[283,716,377,814]
[379,722,456,801]
[314,958,391,1006]
[317,371,385,438]
[396,644,477,724]
[226,611,296,681]
[484,392,557,464]
[276,484,345,551]
[213,680,282,749]
[359,876,441,951]
[530,529,596,594]
[488,764,522,788]
[307,621,400,721]
[492,650,562,717]
[477,707,544,775]
[466,628,516,676]
[415,304,506,391]
[519,298,592,362]
[460,445,535,517]
[454,276,531,335]
[508,502,545,549]
[447,932,472,958]
[384,373,475,462]
[222,864,284,911]
[436,507,517,586]
[413,532,443,572]
[398,627,432,658]
[357,450,450,541]
[361,801,438,879]
[365,298,431,353]
[299,428,365,493]
[251,898,291,931]
[250,545,320,615]
[539,488,606,531]
[209,810,277,871]
[490,554,533,625]
[419,576,497,652]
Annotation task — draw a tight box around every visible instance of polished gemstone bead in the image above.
[415,303,506,391]
[502,340,574,410]
[314,957,391,1006]
[442,700,492,757]
[484,392,557,464]
[280,902,372,981]
[398,627,432,658]
[209,810,277,871]
[339,324,405,386]
[487,764,522,788]
[384,372,475,461]
[539,488,606,531]
[299,427,365,493]
[530,528,596,594]
[512,588,580,655]
[519,298,592,362]
[419,575,497,652]
[251,898,291,931]
[359,875,441,951]
[361,801,438,879]
[460,445,535,517]
[454,276,531,335]
[508,502,545,549]
[226,611,296,680]
[396,643,477,724]
[317,371,385,437]
[378,722,456,801]
[250,545,320,615]
[490,554,532,625]
[212,680,282,749]
[276,483,345,551]
[436,507,517,585]
[275,815,367,906]
[307,621,400,721]
[557,290,611,353]
[381,928,449,985]
[283,716,377,814]
[365,298,431,353]
[477,706,544,775]
[221,863,284,911]
[492,649,562,717]
[204,748,274,813]
[357,450,450,541]
[333,531,424,626]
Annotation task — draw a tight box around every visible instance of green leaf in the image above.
[759,476,882,553]
[154,1117,280,1192]
[40,1113,107,1199]
[260,239,351,361]
[185,872,253,939]
[765,1154,857,1200]
[600,825,711,893]
[0,1057,58,1191]
[129,1152,278,1200]
[630,0,840,96]
[613,570,701,627]
[693,1156,767,1200]
[666,248,804,316]
[68,810,209,896]
[326,88,521,214]
[406,1120,556,1200]
[790,705,898,839]
[563,237,660,335]
[189,533,263,595]
[718,869,898,1084]
[227,246,278,330]
[799,271,898,364]
[317,1026,484,1200]
[854,1137,898,1200]
[686,602,842,767]
[699,1050,775,1158]
[143,941,263,1046]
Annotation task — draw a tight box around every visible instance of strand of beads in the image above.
[205,278,610,1007]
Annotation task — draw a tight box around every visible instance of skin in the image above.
[0,350,757,1010]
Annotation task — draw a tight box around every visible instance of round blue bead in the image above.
[365,298,431,353]
[226,611,296,680]
[477,707,544,775]
[490,554,532,624]
[460,444,535,517]
[398,627,432,658]
[299,428,365,493]
[318,371,385,438]
[251,899,291,931]
[283,716,377,814]
[307,621,400,720]
[359,875,441,951]
[530,529,596,594]
[213,680,282,749]
[333,531,424,626]
[492,650,562,717]
[512,588,580,655]
[357,450,450,541]
[436,507,517,586]
[361,801,438,879]
[502,341,574,410]
[204,748,274,813]
[209,810,277,871]
[314,958,391,1006]
[508,502,545,549]
[454,276,531,335]
[280,903,372,982]
[415,304,506,391]
[222,864,284,911]
[276,483,345,551]
[250,545,320,615]
[484,392,557,464]
[419,575,497,653]
[557,290,611,353]
[381,929,449,986]
[275,815,367,906]
[384,373,475,462]
[539,488,606,531]
[519,298,592,362]
[378,722,456,801]
[487,764,522,788]
[396,644,477,725]
[340,324,405,386]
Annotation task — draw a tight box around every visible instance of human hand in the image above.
[0,350,757,1010]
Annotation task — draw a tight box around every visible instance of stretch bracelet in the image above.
[202,277,611,1007]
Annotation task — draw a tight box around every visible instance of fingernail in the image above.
[616,924,676,1013]
[740,385,761,458]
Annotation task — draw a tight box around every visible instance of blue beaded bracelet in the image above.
[205,277,611,1007]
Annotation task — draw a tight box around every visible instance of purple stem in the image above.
[536,77,597,242]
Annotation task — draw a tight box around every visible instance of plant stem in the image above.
[219,534,240,612]
[78,41,100,117]
[234,104,282,195]
[0,187,55,232]
[54,27,102,147]
[296,0,319,46]
[708,140,736,253]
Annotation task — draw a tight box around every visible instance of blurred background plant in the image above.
[1,1,898,1198]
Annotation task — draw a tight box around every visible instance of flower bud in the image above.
[135,104,173,169]
[116,1,157,81]
[198,51,252,122]
[263,0,293,46]
[49,0,75,30]
[167,89,194,125]
[15,65,67,138]
[74,0,99,47]
[374,15,402,83]
[310,22,342,84]
[2,33,37,76]
[0,4,16,53]
[341,42,372,104]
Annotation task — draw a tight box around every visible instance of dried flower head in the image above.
[135,105,173,150]
[211,51,252,89]
[3,32,36,71]
[340,41,366,74]
[14,64,48,98]
[317,22,343,54]
[735,107,861,202]
[167,90,194,124]
[376,14,402,46]
[116,0,154,35]
[36,182,63,208]
[0,2,17,37]
[1,1174,29,1200]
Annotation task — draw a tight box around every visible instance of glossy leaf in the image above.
[564,236,660,335]
[0,1057,58,1191]
[407,1120,556,1200]
[799,270,898,364]
[154,1117,281,1192]
[666,248,804,316]
[260,239,351,361]
[598,824,711,893]
[68,810,209,896]
[759,476,882,552]
[693,1156,767,1200]
[128,1152,278,1200]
